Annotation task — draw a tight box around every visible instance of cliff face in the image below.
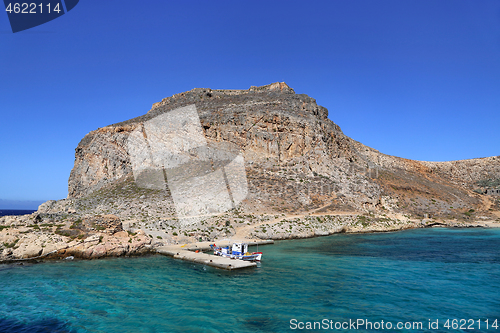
[68,82,500,222]
[69,82,355,198]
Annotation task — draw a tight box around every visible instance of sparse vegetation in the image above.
[3,239,19,248]
[477,178,500,188]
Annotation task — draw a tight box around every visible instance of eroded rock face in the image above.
[68,125,136,198]
[68,82,355,199]
[0,212,153,262]
[66,82,500,221]
[59,231,152,260]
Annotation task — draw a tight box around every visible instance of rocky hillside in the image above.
[1,82,499,261]
[68,82,500,217]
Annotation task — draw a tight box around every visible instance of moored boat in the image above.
[210,242,262,261]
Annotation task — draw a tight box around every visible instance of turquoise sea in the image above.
[0,228,499,332]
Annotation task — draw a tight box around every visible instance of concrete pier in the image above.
[156,239,274,270]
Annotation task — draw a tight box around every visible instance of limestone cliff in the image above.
[68,82,354,199]
[68,82,500,219]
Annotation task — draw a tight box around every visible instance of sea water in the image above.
[0,228,499,332]
[0,210,36,217]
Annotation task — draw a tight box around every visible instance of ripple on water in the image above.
[0,228,499,332]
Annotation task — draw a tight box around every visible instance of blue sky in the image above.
[1,0,499,207]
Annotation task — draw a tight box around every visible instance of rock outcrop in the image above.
[0,213,153,261]
[67,82,500,216]
[68,82,353,198]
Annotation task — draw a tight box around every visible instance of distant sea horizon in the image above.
[0,209,36,217]
[0,199,46,211]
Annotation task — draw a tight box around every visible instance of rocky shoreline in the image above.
[1,210,497,264]
[0,213,155,263]
[3,82,499,264]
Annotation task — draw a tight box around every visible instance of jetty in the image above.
[156,239,274,270]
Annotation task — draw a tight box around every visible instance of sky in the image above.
[1,0,499,208]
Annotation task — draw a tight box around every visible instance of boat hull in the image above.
[213,250,262,262]
[210,243,263,262]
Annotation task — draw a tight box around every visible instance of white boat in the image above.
[210,242,262,261]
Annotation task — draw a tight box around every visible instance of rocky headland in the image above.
[2,82,499,262]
